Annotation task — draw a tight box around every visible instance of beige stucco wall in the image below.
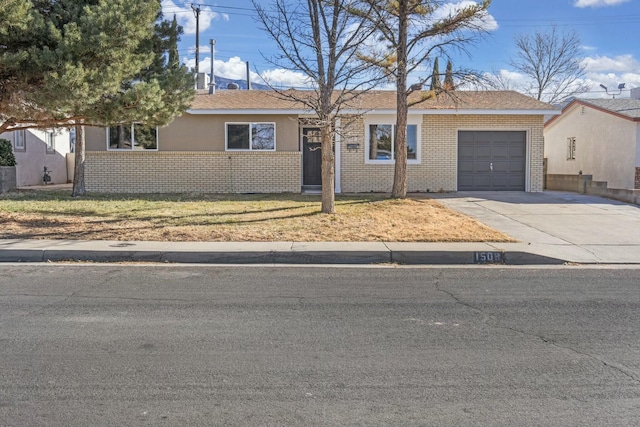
[544,104,639,189]
[85,151,301,193]
[340,114,545,193]
[85,113,300,152]
[1,128,71,186]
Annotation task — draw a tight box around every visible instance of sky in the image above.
[161,0,640,99]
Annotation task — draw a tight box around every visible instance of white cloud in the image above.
[182,55,311,88]
[574,0,630,8]
[582,55,640,73]
[161,0,228,35]
[260,68,312,88]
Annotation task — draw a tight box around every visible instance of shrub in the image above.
[0,139,17,166]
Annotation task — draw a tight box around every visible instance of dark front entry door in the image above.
[458,131,526,191]
[303,128,322,186]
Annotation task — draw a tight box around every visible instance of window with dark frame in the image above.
[226,123,275,151]
[107,124,158,150]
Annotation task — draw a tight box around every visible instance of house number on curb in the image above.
[473,251,505,264]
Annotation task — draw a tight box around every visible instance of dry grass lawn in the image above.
[0,190,515,242]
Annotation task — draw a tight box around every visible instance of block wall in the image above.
[340,114,545,193]
[86,151,301,193]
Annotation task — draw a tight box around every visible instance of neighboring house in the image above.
[544,87,640,190]
[82,90,558,194]
[0,128,72,186]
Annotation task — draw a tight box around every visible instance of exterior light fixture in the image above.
[600,83,626,99]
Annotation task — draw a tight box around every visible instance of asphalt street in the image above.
[1,264,639,426]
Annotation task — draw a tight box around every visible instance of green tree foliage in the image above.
[444,59,455,90]
[353,0,491,198]
[0,0,194,195]
[0,139,17,166]
[430,57,442,91]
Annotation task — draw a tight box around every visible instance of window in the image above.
[366,123,418,163]
[13,130,25,151]
[226,123,275,151]
[45,131,55,154]
[567,137,576,160]
[107,124,158,150]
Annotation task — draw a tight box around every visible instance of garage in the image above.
[458,131,526,191]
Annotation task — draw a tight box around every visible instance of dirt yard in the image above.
[0,190,515,242]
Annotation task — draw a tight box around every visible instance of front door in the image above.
[302,127,322,187]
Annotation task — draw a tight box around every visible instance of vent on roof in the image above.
[227,83,239,90]
[631,87,640,100]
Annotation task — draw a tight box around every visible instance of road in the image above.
[1,264,639,426]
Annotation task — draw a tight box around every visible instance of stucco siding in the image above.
[85,114,300,153]
[636,123,640,168]
[1,129,71,186]
[340,114,544,193]
[85,151,301,193]
[545,104,638,189]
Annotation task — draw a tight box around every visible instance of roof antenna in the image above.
[246,61,251,90]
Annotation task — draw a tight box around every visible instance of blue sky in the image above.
[161,0,640,99]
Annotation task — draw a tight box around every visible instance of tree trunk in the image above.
[320,121,335,214]
[391,0,408,199]
[71,124,86,197]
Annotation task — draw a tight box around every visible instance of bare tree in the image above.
[353,0,492,198]
[509,26,588,104]
[254,0,382,214]
[484,68,517,91]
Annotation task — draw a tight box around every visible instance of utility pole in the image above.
[191,4,201,80]
[209,39,216,94]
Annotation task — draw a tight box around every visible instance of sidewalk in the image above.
[1,191,639,265]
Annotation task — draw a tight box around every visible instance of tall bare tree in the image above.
[354,0,492,198]
[254,0,382,213]
[508,26,588,103]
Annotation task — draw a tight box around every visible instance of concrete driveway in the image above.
[432,191,640,264]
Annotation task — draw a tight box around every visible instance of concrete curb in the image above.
[0,240,572,265]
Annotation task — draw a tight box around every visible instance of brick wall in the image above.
[340,114,545,193]
[86,151,301,193]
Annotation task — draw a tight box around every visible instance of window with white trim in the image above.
[365,119,420,164]
[107,124,158,150]
[13,130,25,151]
[45,131,55,154]
[226,122,275,151]
[567,137,576,160]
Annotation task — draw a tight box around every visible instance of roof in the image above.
[545,97,640,127]
[188,89,559,115]
[572,98,640,119]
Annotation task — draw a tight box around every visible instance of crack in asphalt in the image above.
[434,276,640,385]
